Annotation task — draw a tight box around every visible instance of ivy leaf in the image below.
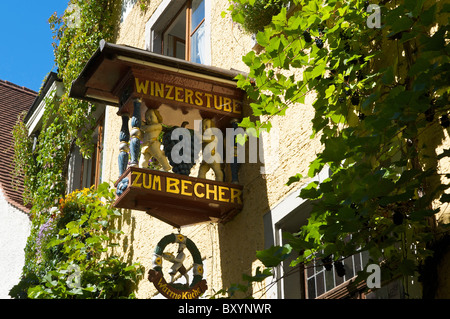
[440,193,450,203]
[286,173,303,186]
[242,267,272,283]
[256,245,292,268]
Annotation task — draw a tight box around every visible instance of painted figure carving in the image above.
[139,109,171,171]
[197,118,224,181]
[163,242,189,284]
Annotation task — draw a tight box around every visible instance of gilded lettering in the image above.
[218,186,229,202]
[204,93,213,108]
[150,80,155,96]
[223,97,232,112]
[165,84,174,100]
[205,184,217,201]
[233,99,241,114]
[131,172,143,187]
[214,95,223,110]
[155,82,164,98]
[166,177,180,194]
[194,183,205,198]
[153,175,162,191]
[175,86,184,102]
[194,91,203,106]
[185,89,194,104]
[230,188,242,204]
[143,173,152,189]
[181,180,193,196]
[135,78,149,94]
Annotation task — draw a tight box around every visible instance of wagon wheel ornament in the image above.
[148,233,207,299]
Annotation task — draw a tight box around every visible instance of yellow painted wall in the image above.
[102,0,450,299]
[100,0,321,299]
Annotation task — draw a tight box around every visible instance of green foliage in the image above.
[10,0,144,299]
[11,184,144,299]
[227,0,290,34]
[11,0,123,212]
[11,111,38,205]
[225,0,450,296]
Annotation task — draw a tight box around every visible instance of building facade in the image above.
[87,0,323,299]
[0,80,36,299]
[22,0,450,299]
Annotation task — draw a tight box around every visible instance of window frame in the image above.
[146,0,211,65]
[263,167,331,299]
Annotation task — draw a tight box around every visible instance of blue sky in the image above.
[0,1,69,92]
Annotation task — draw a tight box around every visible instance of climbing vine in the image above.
[10,0,145,299]
[226,0,450,297]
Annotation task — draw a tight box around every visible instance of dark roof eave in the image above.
[24,72,61,123]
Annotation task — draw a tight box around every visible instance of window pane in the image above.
[306,262,314,278]
[335,267,344,286]
[344,256,355,278]
[191,0,205,31]
[190,22,205,64]
[163,7,186,58]
[354,252,362,273]
[307,278,316,299]
[325,268,335,292]
[316,271,325,297]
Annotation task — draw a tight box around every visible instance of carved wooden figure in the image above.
[139,109,171,171]
[163,242,189,284]
[197,118,223,182]
[129,98,142,167]
[118,113,130,177]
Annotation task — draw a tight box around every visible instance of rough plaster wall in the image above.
[104,0,323,298]
[0,190,30,299]
[435,129,450,225]
[116,1,161,49]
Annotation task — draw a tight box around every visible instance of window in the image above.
[263,168,331,299]
[305,250,369,299]
[189,0,206,63]
[146,0,211,65]
[162,5,187,59]
[92,114,105,188]
[67,112,105,193]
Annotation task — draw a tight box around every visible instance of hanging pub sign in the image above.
[114,66,244,132]
[114,167,243,228]
[69,41,246,227]
[148,233,207,299]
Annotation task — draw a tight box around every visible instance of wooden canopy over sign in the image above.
[70,40,246,227]
[70,40,246,131]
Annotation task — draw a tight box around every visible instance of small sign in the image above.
[148,234,208,299]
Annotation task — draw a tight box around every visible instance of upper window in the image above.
[67,111,105,193]
[189,0,206,64]
[146,0,210,65]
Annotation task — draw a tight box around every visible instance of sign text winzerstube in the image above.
[134,77,242,115]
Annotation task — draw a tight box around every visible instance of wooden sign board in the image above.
[115,67,244,130]
[114,167,243,228]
